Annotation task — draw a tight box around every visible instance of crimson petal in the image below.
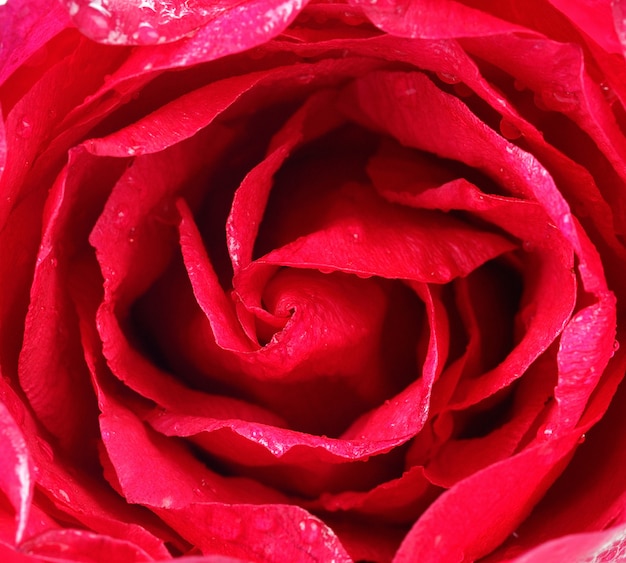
[63,0,307,47]
[0,401,32,543]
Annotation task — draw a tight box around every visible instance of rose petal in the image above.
[0,400,33,543]
[0,543,38,563]
[462,34,626,238]
[548,0,622,54]
[510,524,626,563]
[0,0,71,85]
[236,183,516,293]
[481,344,626,561]
[367,147,578,406]
[96,395,351,561]
[62,0,306,47]
[310,465,441,524]
[347,0,528,40]
[20,529,154,562]
[0,371,174,558]
[226,89,345,274]
[393,432,581,562]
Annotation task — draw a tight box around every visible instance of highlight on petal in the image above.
[511,524,626,563]
[0,399,33,543]
[62,0,307,46]
[347,0,527,39]
[20,529,154,562]
[0,0,71,85]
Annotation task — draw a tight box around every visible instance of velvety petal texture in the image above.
[1,1,626,562]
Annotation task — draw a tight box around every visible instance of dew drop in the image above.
[542,89,578,112]
[299,519,320,543]
[436,71,460,85]
[253,512,276,531]
[522,240,534,252]
[600,82,617,105]
[58,489,70,503]
[73,3,113,41]
[355,271,373,279]
[499,118,522,140]
[135,22,160,44]
[16,117,33,139]
[318,267,334,274]
[513,79,527,91]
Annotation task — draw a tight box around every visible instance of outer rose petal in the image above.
[63,0,307,47]
[347,0,530,39]
[0,400,33,543]
[510,524,626,563]
[19,529,154,562]
[0,0,71,84]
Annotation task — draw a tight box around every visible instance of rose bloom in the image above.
[2,0,626,561]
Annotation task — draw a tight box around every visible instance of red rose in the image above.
[1,0,626,561]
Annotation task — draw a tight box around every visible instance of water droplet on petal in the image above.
[135,22,160,44]
[254,512,276,531]
[542,89,578,112]
[72,2,114,42]
[16,117,33,138]
[355,271,372,279]
[499,118,522,140]
[299,519,320,543]
[436,71,460,85]
[62,0,246,45]
[600,82,617,105]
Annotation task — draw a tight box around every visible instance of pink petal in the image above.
[0,400,33,543]
[548,0,622,54]
[97,398,351,561]
[62,0,307,47]
[0,543,39,563]
[462,34,626,242]
[0,0,71,85]
[20,529,154,562]
[510,524,626,563]
[226,89,345,274]
[393,432,581,562]
[347,0,528,39]
[311,465,441,523]
[235,183,515,290]
[481,346,626,561]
